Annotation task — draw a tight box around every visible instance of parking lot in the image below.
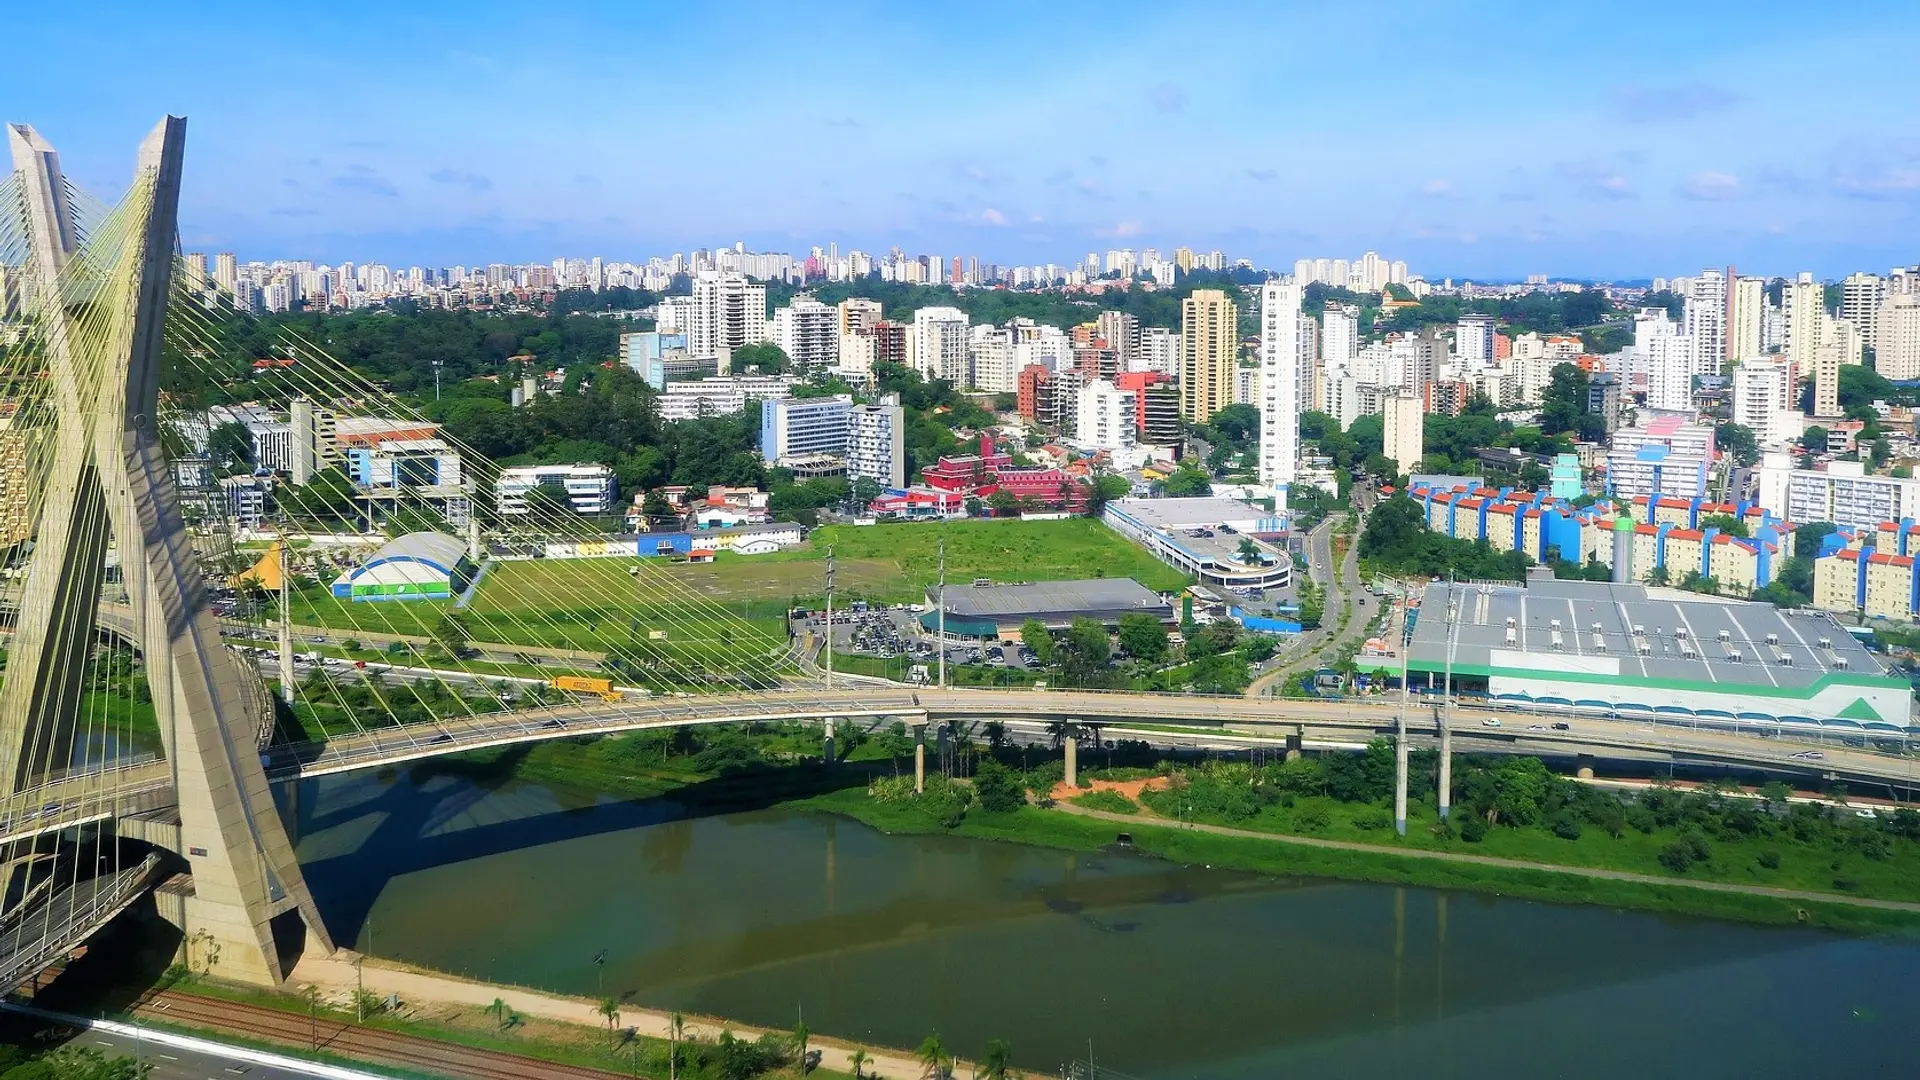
[792,603,1044,677]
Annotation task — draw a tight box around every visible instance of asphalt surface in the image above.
[64,1029,325,1080]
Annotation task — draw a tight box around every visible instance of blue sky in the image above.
[12,0,1920,279]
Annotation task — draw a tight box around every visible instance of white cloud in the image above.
[980,207,1007,226]
[1678,170,1740,201]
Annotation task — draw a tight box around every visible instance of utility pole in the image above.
[433,358,444,400]
[1394,587,1410,836]
[937,534,947,690]
[1438,574,1459,821]
[278,536,295,706]
[823,544,836,765]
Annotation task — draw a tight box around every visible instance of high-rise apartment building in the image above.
[1074,379,1138,453]
[1684,269,1727,378]
[1096,310,1141,372]
[1456,313,1497,366]
[1321,304,1358,372]
[1180,288,1238,423]
[769,297,838,374]
[1732,357,1792,449]
[759,395,853,464]
[1257,279,1303,493]
[846,393,906,489]
[1878,293,1920,381]
[1382,394,1424,475]
[689,270,768,370]
[213,251,237,294]
[1841,272,1887,352]
[1728,276,1764,362]
[1136,327,1179,375]
[1785,273,1827,373]
[907,307,970,384]
[837,297,883,338]
[1639,309,1696,413]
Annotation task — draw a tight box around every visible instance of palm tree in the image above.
[917,1032,948,1080]
[667,1011,687,1080]
[596,998,621,1049]
[983,721,1006,750]
[849,1048,870,1079]
[486,997,508,1029]
[790,1020,811,1076]
[981,1039,1013,1080]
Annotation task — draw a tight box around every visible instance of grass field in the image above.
[277,518,1181,668]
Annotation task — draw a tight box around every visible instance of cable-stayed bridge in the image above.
[0,117,1910,998]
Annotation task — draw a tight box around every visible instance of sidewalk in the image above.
[291,952,977,1079]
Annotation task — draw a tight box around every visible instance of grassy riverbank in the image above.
[786,787,1920,936]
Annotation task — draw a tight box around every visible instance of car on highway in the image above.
[1551,722,1571,730]
[1526,724,1548,732]
[1790,749,1826,761]
[1481,718,1501,727]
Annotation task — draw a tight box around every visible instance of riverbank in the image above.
[788,787,1920,935]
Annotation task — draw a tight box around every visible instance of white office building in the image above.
[1785,273,1827,374]
[760,394,854,464]
[1136,327,1179,375]
[496,463,617,516]
[1878,293,1920,382]
[1729,276,1764,363]
[1258,278,1303,494]
[658,376,800,421]
[769,296,839,374]
[847,393,907,489]
[1322,304,1358,371]
[968,325,1018,393]
[1841,272,1886,352]
[907,306,970,384]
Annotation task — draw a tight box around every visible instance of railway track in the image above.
[136,989,638,1080]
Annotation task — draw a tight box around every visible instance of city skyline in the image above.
[11,1,1920,277]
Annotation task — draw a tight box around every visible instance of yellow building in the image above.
[1707,535,1761,596]
[1863,552,1916,620]
[1813,549,1862,613]
[1486,504,1520,552]
[1180,288,1239,423]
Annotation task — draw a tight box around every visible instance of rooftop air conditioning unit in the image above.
[1675,627,1688,640]
[1633,624,1645,635]
[1505,628,1517,646]
[1594,635,1607,652]
[1718,629,1730,642]
[1836,657,1850,669]
[1728,649,1742,663]
[1765,632,1779,646]
[1550,618,1562,630]
[1638,641,1651,655]
[1779,653,1793,666]
[1818,637,1832,649]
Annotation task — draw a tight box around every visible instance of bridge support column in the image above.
[1393,722,1408,837]
[937,722,950,778]
[1063,728,1079,789]
[1285,729,1302,762]
[1575,754,1595,780]
[822,717,835,766]
[912,722,927,794]
[1437,713,1453,821]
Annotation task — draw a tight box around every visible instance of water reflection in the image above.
[295,769,1920,1079]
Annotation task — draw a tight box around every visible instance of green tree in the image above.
[1116,612,1169,663]
[1161,464,1213,497]
[729,342,790,373]
[1539,363,1591,437]
[207,420,254,473]
[1716,422,1760,468]
[1057,617,1112,683]
[597,998,621,1049]
[1802,425,1830,453]
[916,1033,949,1080]
[669,1012,688,1080]
[1019,619,1055,667]
[849,1048,870,1080]
[487,997,509,1029]
[972,759,1026,813]
[980,1039,1014,1080]
[791,1020,811,1076]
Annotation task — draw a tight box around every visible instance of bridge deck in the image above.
[0,853,166,993]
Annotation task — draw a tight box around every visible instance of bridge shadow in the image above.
[293,745,877,951]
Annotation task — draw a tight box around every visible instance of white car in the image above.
[1481,718,1502,728]
[1526,724,1548,732]
[1790,749,1826,761]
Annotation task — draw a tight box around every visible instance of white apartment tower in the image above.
[846,393,907,489]
[1639,308,1696,413]
[1258,279,1304,495]
[689,270,768,371]
[1785,273,1827,374]
[908,306,970,384]
[1074,379,1138,453]
[1456,312,1497,366]
[1841,272,1886,352]
[1321,304,1358,371]
[1684,269,1727,378]
[770,296,839,374]
[1732,358,1792,449]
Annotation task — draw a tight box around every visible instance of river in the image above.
[293,766,1920,1079]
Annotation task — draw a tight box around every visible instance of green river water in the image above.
[294,767,1920,1079]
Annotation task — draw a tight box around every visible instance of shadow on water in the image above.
[294,745,872,949]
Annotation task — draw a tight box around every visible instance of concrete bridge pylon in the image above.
[2,118,330,986]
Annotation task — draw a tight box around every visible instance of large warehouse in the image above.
[1406,578,1913,730]
[331,531,475,602]
[923,578,1175,640]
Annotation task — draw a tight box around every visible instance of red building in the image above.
[1017,364,1052,421]
[920,435,1089,514]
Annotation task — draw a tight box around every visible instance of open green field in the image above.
[276,519,1180,668]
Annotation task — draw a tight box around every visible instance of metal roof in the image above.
[367,531,467,571]
[936,578,1171,621]
[1407,578,1889,691]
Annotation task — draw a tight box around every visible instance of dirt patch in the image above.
[1051,774,1170,804]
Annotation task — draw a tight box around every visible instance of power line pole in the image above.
[824,544,835,690]
[278,536,295,706]
[1394,586,1410,836]
[1439,574,1459,821]
[936,534,947,690]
